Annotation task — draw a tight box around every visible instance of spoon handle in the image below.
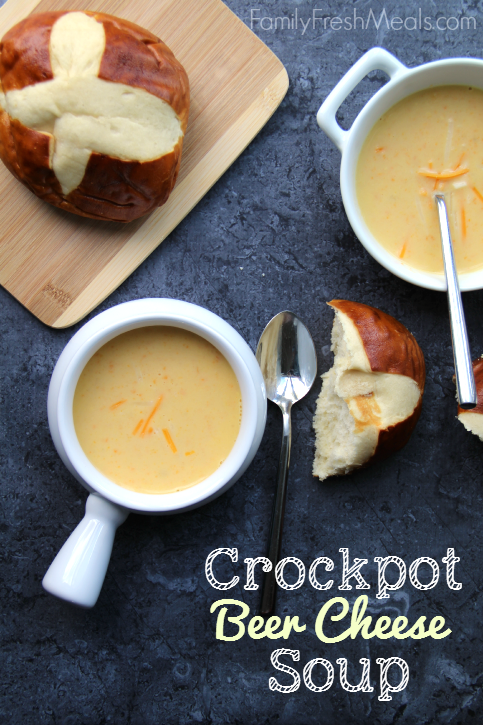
[260,403,292,616]
[434,194,477,409]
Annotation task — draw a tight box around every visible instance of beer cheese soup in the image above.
[357,85,483,275]
[73,327,242,494]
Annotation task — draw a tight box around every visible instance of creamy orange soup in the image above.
[73,327,242,494]
[357,85,483,275]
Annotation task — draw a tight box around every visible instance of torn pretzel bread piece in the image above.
[457,357,483,441]
[313,300,425,481]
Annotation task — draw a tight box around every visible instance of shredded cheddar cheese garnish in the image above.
[162,429,177,453]
[132,419,143,436]
[140,395,163,436]
[454,152,465,169]
[418,167,469,179]
[472,186,483,204]
[110,399,127,410]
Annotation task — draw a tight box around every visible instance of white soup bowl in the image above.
[43,299,266,607]
[317,47,483,292]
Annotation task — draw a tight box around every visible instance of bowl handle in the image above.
[42,493,129,608]
[317,47,406,152]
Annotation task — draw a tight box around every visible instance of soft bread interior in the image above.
[313,308,421,481]
[458,412,483,441]
[0,12,183,195]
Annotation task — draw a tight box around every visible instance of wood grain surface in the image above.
[0,0,288,327]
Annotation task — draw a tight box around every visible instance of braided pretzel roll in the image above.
[0,11,189,221]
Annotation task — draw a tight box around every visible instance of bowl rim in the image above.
[339,56,483,291]
[51,299,264,513]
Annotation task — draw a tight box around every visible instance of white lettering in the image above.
[409,557,439,591]
[366,8,390,30]
[250,8,260,29]
[337,658,374,692]
[339,548,370,590]
[303,658,334,692]
[309,556,334,590]
[275,557,306,590]
[300,16,311,35]
[442,548,462,590]
[377,657,410,702]
[205,548,239,590]
[375,556,406,599]
[244,556,271,591]
[269,649,301,693]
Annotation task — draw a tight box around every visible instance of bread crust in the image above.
[329,299,425,466]
[369,400,423,463]
[457,358,483,416]
[0,11,189,222]
[330,300,426,390]
[0,12,55,91]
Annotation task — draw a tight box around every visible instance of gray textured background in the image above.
[2,1,483,723]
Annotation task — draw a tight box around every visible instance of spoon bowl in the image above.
[256,311,317,615]
[258,311,317,406]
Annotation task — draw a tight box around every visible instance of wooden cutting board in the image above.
[0,0,288,327]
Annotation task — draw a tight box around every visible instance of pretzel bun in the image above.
[0,11,189,222]
[457,357,483,441]
[313,300,425,481]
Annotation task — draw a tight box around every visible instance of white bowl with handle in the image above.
[43,298,266,607]
[317,47,483,291]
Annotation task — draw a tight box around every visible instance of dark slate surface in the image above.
[2,1,483,723]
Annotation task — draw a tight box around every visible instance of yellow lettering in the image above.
[405,616,429,640]
[247,615,266,639]
[210,598,250,641]
[282,616,306,639]
[265,616,284,639]
[427,616,451,639]
[392,616,410,639]
[372,615,392,640]
[315,597,350,643]
[350,595,375,640]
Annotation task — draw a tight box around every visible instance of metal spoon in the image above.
[256,311,317,615]
[434,194,477,409]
